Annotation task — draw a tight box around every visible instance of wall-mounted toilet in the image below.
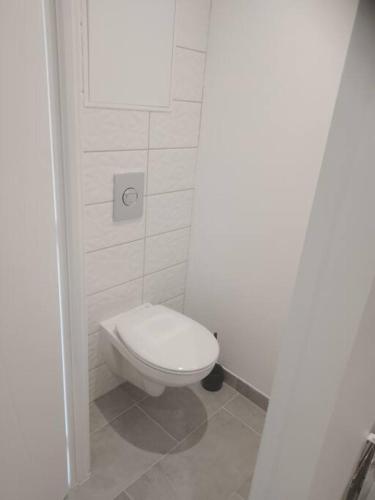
[100,303,219,396]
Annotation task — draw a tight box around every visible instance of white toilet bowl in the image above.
[100,303,219,396]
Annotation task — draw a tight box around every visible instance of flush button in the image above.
[113,172,144,221]
[122,187,138,207]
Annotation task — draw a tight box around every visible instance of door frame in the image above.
[44,0,90,487]
[47,0,369,497]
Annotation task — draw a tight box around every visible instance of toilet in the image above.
[100,303,219,397]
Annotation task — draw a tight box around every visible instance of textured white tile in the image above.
[163,294,185,312]
[84,203,145,252]
[150,101,201,149]
[85,240,144,295]
[89,364,121,401]
[87,279,143,334]
[148,148,197,194]
[145,228,190,275]
[173,48,205,101]
[88,332,103,370]
[146,190,193,236]
[81,108,148,151]
[143,263,187,304]
[83,150,147,204]
[175,0,211,51]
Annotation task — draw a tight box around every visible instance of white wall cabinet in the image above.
[83,0,176,111]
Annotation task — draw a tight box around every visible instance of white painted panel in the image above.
[185,0,358,397]
[251,2,375,499]
[0,1,68,498]
[85,0,176,109]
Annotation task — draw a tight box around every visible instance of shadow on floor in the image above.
[110,386,209,453]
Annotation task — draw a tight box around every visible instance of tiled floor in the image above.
[69,381,265,500]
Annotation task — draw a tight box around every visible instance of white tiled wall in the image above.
[82,0,211,400]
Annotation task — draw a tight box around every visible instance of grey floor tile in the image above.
[228,493,244,500]
[71,406,177,500]
[138,382,236,441]
[126,409,260,500]
[126,464,180,500]
[114,493,132,500]
[190,382,237,415]
[237,474,253,498]
[224,395,266,434]
[90,382,147,433]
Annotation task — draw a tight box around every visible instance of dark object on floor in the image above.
[344,434,375,500]
[201,333,224,391]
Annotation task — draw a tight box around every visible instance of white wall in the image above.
[305,2,375,497]
[0,1,68,498]
[250,1,375,498]
[185,0,358,396]
[76,0,212,400]
[309,282,375,500]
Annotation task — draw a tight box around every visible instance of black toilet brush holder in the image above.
[201,333,224,392]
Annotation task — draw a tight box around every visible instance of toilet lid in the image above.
[116,304,219,373]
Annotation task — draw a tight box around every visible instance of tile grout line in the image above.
[83,145,198,154]
[118,407,205,493]
[90,389,150,435]
[85,187,195,208]
[85,235,145,255]
[85,225,191,255]
[94,387,244,495]
[141,111,151,303]
[125,491,136,500]
[90,400,138,435]
[86,261,188,298]
[224,391,241,407]
[125,400,262,493]
[86,275,143,298]
[132,385,242,464]
[88,390,243,499]
[175,44,207,54]
[145,258,188,280]
[182,20,209,313]
[108,401,187,496]
[135,404,179,444]
[125,491,135,500]
[86,237,144,255]
[120,445,175,495]
[174,98,203,104]
[221,407,262,437]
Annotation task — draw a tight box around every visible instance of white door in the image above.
[0,1,69,499]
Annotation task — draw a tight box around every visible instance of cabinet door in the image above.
[83,0,176,110]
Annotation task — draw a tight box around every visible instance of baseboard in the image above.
[223,367,269,411]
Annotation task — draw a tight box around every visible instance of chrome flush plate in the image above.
[113,172,144,221]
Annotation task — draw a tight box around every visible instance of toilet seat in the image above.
[115,304,219,375]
